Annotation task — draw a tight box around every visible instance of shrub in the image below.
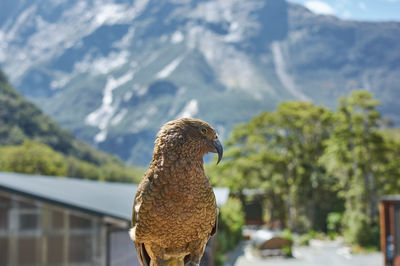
[216,197,245,265]
[298,233,312,246]
[327,212,343,234]
[0,140,143,183]
[281,229,294,257]
[0,140,67,176]
[281,229,294,243]
[343,210,379,247]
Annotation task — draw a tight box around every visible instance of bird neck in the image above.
[151,149,204,169]
[150,135,207,169]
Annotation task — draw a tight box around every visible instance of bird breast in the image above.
[136,160,217,247]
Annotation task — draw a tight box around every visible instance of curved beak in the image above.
[213,138,223,164]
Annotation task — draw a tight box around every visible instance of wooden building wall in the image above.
[0,191,107,266]
[380,200,400,266]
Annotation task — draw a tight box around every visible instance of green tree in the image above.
[0,140,68,176]
[0,141,144,182]
[209,89,400,248]
[210,101,337,232]
[379,129,400,194]
[320,90,385,246]
[66,156,103,180]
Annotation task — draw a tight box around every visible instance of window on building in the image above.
[19,200,37,209]
[0,194,10,207]
[18,237,41,264]
[0,194,10,229]
[18,199,40,231]
[0,238,8,265]
[51,210,64,230]
[48,235,64,264]
[0,206,7,229]
[19,213,39,230]
[69,214,92,229]
[68,235,92,263]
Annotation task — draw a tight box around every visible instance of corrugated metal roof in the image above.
[0,172,229,222]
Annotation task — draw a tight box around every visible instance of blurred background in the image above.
[0,0,400,265]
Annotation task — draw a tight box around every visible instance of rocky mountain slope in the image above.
[0,68,143,180]
[1,0,399,165]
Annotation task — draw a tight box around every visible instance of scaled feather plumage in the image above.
[130,118,223,266]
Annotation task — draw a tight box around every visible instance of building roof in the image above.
[0,172,230,223]
[381,194,400,202]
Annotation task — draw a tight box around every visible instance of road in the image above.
[229,239,383,266]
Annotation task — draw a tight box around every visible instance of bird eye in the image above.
[201,128,208,135]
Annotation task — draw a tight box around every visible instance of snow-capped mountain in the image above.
[1,0,399,165]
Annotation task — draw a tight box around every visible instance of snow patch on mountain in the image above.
[132,0,150,17]
[114,26,135,49]
[94,3,135,26]
[192,30,273,99]
[85,71,134,142]
[131,117,149,133]
[50,74,72,90]
[271,41,309,101]
[190,0,233,23]
[123,90,134,102]
[224,22,243,43]
[142,52,160,68]
[130,106,156,133]
[156,55,185,79]
[171,31,184,43]
[3,4,37,41]
[111,108,128,126]
[137,86,148,96]
[176,99,199,118]
[75,50,130,75]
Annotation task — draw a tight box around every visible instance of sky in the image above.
[288,0,400,21]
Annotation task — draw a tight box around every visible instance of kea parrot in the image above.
[129,118,223,266]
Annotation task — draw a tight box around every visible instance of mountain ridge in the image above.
[0,0,399,165]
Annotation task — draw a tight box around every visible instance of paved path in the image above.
[230,240,383,266]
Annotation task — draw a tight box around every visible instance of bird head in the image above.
[156,118,223,164]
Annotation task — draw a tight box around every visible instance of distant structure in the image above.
[250,230,292,257]
[0,172,229,266]
[380,195,400,266]
[242,189,264,226]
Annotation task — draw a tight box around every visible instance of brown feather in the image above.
[130,118,220,266]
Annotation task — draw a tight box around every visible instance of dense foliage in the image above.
[209,90,400,247]
[0,140,143,183]
[215,197,245,265]
[0,69,143,182]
